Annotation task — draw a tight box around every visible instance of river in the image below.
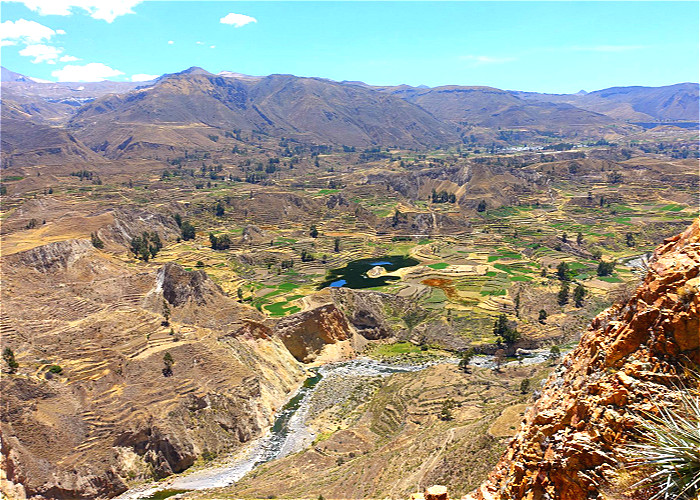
[117,351,556,499]
[117,359,440,499]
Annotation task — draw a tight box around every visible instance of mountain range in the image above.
[1,66,698,159]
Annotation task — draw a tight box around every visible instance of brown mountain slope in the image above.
[470,218,700,500]
[1,103,104,168]
[0,237,306,499]
[67,69,459,155]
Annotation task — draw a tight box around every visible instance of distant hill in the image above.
[67,68,459,153]
[1,67,145,123]
[1,101,103,167]
[513,83,700,122]
[373,84,632,138]
[2,67,40,83]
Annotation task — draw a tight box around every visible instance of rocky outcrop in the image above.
[275,304,352,362]
[330,288,403,340]
[11,239,94,273]
[158,262,223,307]
[240,225,267,245]
[471,218,700,500]
[153,263,269,336]
[103,208,180,249]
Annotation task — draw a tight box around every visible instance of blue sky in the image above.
[1,1,698,93]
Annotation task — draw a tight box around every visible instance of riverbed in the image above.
[117,350,558,499]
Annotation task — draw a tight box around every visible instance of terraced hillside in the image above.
[1,68,698,500]
[195,362,552,500]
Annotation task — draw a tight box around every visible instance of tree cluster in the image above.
[130,231,163,261]
[493,313,520,346]
[431,189,456,204]
[209,232,231,250]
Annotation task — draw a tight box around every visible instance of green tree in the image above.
[597,260,615,276]
[162,299,171,326]
[557,281,570,305]
[162,352,174,377]
[215,201,225,217]
[476,200,487,212]
[181,221,196,241]
[3,347,18,374]
[538,309,548,324]
[439,399,456,421]
[493,313,520,346]
[573,284,586,307]
[309,225,319,238]
[334,237,341,253]
[458,348,475,373]
[556,261,570,281]
[577,232,584,245]
[549,345,561,363]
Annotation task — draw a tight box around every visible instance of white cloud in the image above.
[19,43,63,63]
[59,55,79,62]
[460,55,516,65]
[7,0,142,23]
[220,13,257,28]
[168,40,174,45]
[196,41,204,45]
[210,45,216,49]
[131,73,158,81]
[1,19,61,46]
[51,62,124,81]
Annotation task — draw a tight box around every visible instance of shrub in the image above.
[90,232,104,249]
[520,378,531,394]
[162,352,174,377]
[623,383,700,500]
[3,347,18,374]
[47,364,63,374]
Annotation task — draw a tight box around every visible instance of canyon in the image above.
[1,65,698,500]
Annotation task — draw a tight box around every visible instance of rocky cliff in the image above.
[274,304,352,363]
[471,218,700,500]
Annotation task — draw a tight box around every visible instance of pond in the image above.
[318,255,419,289]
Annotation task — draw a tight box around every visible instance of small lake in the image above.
[318,255,419,289]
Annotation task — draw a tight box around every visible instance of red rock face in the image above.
[472,218,700,500]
